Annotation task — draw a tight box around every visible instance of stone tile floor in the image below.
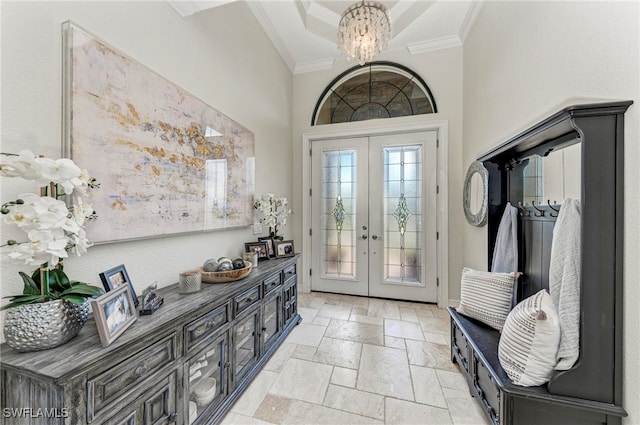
[221,292,490,425]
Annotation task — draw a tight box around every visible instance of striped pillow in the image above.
[456,268,516,330]
[498,290,560,386]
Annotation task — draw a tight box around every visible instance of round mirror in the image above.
[463,161,488,227]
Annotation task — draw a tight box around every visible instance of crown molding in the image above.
[294,57,335,75]
[459,0,485,42]
[245,1,297,73]
[406,35,462,55]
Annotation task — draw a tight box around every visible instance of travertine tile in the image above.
[385,397,453,425]
[410,365,447,408]
[231,370,279,417]
[406,339,458,372]
[367,299,402,319]
[284,323,326,347]
[311,316,331,326]
[424,332,449,345]
[356,344,414,401]
[430,306,451,319]
[330,366,358,388]
[253,394,292,424]
[269,358,332,404]
[436,369,468,391]
[384,335,405,349]
[323,384,385,420]
[419,316,451,335]
[349,313,384,325]
[351,307,369,316]
[282,400,383,425]
[312,337,362,369]
[399,307,420,322]
[298,294,325,310]
[297,307,319,322]
[385,319,426,341]
[220,412,273,425]
[325,319,384,345]
[290,344,316,361]
[317,304,352,320]
[263,342,296,373]
[442,387,491,425]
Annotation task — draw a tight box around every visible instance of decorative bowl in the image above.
[201,261,252,283]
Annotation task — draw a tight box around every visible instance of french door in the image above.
[310,131,438,303]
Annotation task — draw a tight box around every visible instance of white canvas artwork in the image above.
[63,22,255,243]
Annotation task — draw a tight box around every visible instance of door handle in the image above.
[360,235,368,240]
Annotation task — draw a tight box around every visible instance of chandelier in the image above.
[338,1,391,66]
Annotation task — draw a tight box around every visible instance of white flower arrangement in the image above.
[1,149,104,308]
[253,193,292,237]
[1,150,98,268]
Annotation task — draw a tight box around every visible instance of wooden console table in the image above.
[1,255,301,425]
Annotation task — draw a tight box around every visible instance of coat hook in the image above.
[547,199,560,217]
[531,200,545,217]
[517,201,531,217]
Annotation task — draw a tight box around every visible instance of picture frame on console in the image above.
[258,237,275,257]
[274,240,295,258]
[91,285,137,347]
[245,241,270,261]
[99,264,139,307]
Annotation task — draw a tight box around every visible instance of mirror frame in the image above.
[463,161,489,227]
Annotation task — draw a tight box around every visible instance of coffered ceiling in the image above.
[167,0,484,74]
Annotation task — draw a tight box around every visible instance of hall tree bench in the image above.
[449,101,632,425]
[1,255,301,425]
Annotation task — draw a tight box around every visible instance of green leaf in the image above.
[50,269,72,291]
[61,294,87,304]
[61,285,104,297]
[19,272,40,296]
[0,294,47,310]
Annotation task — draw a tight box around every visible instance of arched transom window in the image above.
[312,62,437,126]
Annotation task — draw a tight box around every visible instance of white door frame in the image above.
[300,119,449,308]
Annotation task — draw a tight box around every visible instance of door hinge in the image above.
[309,188,312,196]
[309,228,312,236]
[309,148,312,156]
[436,232,439,240]
[436,139,440,148]
[437,278,440,287]
[309,268,312,276]
[436,185,439,194]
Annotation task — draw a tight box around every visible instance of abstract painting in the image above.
[62,21,255,244]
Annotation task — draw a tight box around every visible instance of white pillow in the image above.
[456,268,516,331]
[498,290,561,387]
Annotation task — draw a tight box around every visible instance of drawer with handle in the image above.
[233,285,260,315]
[184,302,230,353]
[87,334,177,422]
[262,272,282,296]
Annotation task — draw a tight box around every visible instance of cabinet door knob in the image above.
[262,327,267,332]
[134,365,147,377]
[168,412,178,423]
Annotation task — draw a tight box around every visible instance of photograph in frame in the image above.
[274,240,295,258]
[91,285,137,347]
[99,264,139,307]
[258,237,275,257]
[245,241,270,261]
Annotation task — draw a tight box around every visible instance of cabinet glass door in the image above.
[185,333,227,425]
[262,291,281,352]
[233,308,259,384]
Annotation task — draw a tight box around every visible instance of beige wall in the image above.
[462,1,639,423]
[0,1,293,337]
[292,47,464,301]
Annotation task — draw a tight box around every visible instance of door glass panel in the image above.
[322,150,357,279]
[234,314,256,379]
[187,335,225,423]
[263,295,279,344]
[383,146,423,285]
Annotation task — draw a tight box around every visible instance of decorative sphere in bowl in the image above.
[232,257,246,269]
[216,260,233,272]
[202,259,219,272]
